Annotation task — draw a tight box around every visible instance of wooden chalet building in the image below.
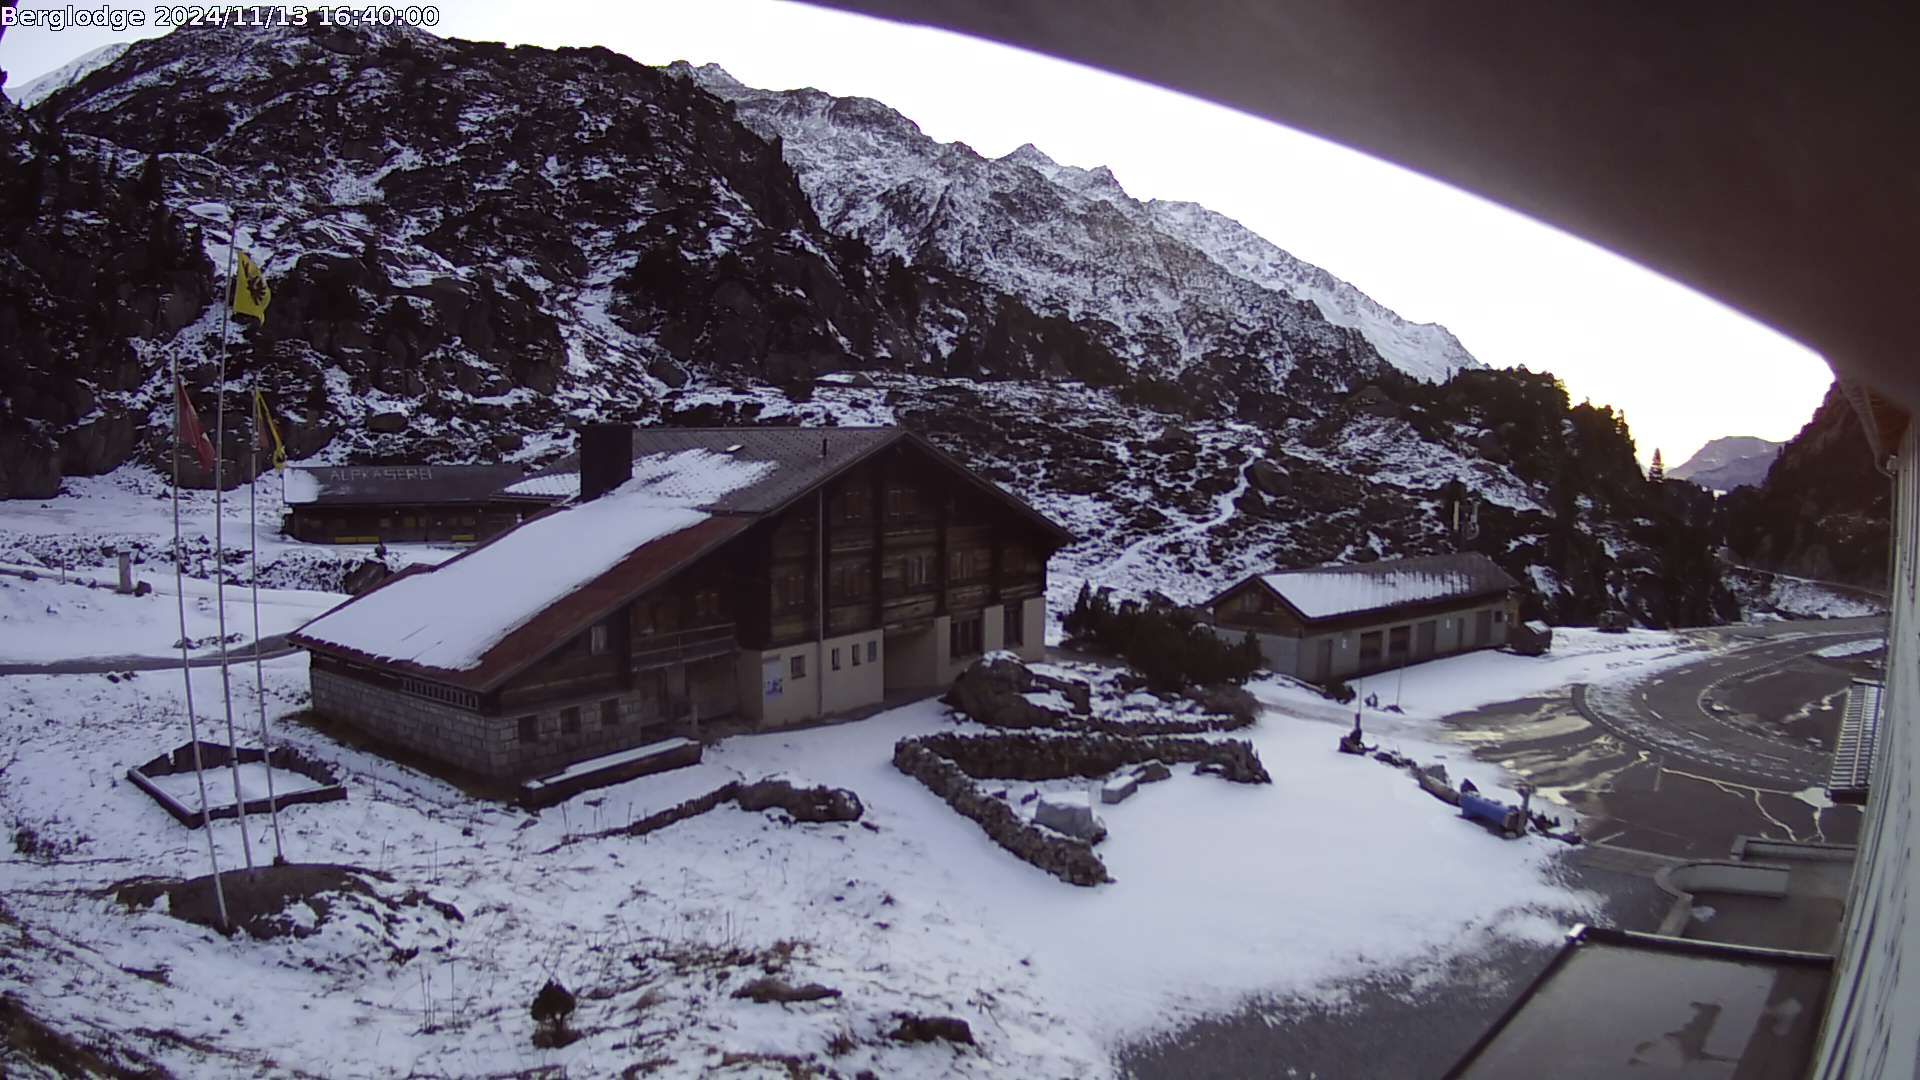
[288,425,1071,780]
[282,464,555,544]
[1206,552,1520,684]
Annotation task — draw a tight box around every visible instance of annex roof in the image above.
[1251,552,1518,623]
[282,464,533,507]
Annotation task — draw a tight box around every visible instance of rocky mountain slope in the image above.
[1668,435,1782,492]
[2,21,1730,625]
[680,62,1480,386]
[1721,383,1890,589]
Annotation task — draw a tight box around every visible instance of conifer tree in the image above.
[1649,448,1665,482]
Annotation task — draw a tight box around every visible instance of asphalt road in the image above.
[1451,617,1883,860]
[1122,617,1884,1078]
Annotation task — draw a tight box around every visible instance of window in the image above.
[600,698,620,728]
[1359,631,1384,667]
[839,487,870,522]
[776,572,810,611]
[1494,610,1506,623]
[517,715,538,743]
[561,706,580,734]
[589,624,609,655]
[693,589,723,624]
[791,654,807,679]
[867,640,878,663]
[1388,625,1411,661]
[1003,603,1024,648]
[831,561,872,602]
[950,615,984,659]
[851,642,862,666]
[885,485,919,520]
[831,647,841,671]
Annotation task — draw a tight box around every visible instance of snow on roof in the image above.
[509,428,902,512]
[1258,553,1517,621]
[281,468,320,505]
[295,453,773,673]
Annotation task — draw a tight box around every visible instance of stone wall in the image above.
[312,668,699,780]
[892,740,1111,887]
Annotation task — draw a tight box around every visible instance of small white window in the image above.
[589,624,609,655]
[832,647,842,671]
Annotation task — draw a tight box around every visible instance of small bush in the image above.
[1063,582,1262,692]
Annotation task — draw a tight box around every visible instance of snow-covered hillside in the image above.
[680,63,1481,386]
[3,42,130,108]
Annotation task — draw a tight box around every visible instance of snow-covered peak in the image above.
[1145,199,1480,383]
[5,42,130,109]
[688,67,1482,385]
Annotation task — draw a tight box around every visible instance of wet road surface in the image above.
[1121,618,1882,1077]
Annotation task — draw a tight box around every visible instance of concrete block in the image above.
[1035,792,1102,839]
[1100,775,1140,804]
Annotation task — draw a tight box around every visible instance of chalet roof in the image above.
[502,427,902,511]
[1248,552,1518,623]
[282,464,534,507]
[290,468,762,689]
[504,426,1073,542]
[290,425,1071,691]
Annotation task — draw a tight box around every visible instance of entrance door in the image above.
[1415,621,1437,659]
[1314,638,1334,682]
[1474,609,1495,647]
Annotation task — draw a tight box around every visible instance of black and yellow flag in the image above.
[253,387,287,472]
[234,251,271,321]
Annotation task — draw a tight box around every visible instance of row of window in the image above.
[517,697,623,744]
[400,677,479,710]
[826,638,881,672]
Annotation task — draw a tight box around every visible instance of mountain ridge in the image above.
[1,21,1730,627]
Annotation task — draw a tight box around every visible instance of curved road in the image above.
[1575,620,1881,788]
[1454,616,1884,860]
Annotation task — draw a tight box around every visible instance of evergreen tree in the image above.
[1649,448,1665,482]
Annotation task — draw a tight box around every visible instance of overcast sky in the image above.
[2,0,1835,466]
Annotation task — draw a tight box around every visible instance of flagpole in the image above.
[250,385,287,865]
[212,214,255,872]
[171,351,230,932]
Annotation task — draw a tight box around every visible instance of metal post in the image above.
[171,348,229,931]
[211,216,254,870]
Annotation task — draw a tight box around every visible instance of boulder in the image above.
[367,411,407,434]
[944,654,1092,726]
[1132,761,1172,784]
[735,778,864,823]
[1034,792,1105,842]
[1181,683,1259,727]
[1247,457,1290,496]
[1100,775,1139,805]
[731,977,841,1004]
[890,1014,974,1045]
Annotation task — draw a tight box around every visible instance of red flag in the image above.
[175,378,217,472]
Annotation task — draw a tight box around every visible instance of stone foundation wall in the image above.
[311,668,708,780]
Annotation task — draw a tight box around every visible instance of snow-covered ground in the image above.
[0,567,340,662]
[0,615,1629,1075]
[0,467,457,593]
[1338,627,1702,721]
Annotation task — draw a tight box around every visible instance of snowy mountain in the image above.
[1,22,1731,626]
[1667,435,1782,491]
[2,41,130,108]
[679,63,1482,386]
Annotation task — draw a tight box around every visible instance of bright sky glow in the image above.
[0,0,1835,465]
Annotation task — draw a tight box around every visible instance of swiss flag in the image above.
[175,377,217,472]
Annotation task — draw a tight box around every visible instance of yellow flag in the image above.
[234,250,271,321]
[253,387,287,471]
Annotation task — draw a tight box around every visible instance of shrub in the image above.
[1063,582,1262,692]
